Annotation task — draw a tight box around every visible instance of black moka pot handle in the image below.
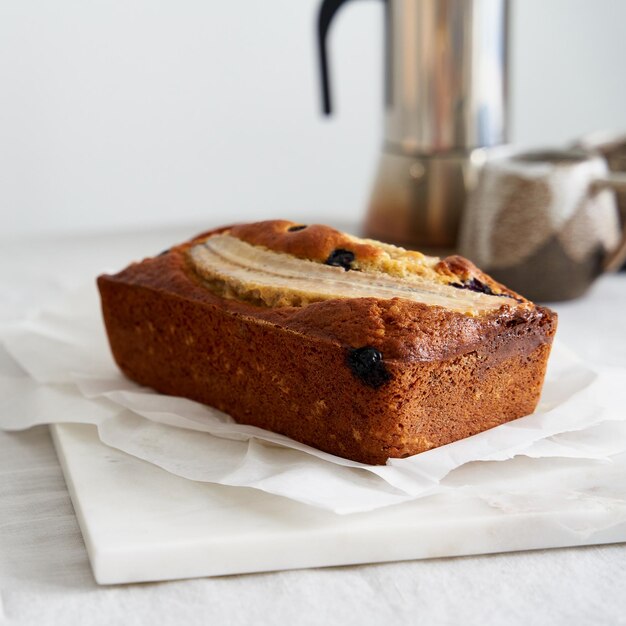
[317,0,389,115]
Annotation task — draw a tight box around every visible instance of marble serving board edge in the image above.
[51,423,626,585]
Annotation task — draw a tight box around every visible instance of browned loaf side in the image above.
[97,220,557,465]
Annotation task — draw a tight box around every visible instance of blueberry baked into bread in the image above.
[97,220,557,465]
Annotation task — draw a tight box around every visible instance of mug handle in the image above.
[591,173,626,272]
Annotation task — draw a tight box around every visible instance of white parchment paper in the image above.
[1,283,626,514]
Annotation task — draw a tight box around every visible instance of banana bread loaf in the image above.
[97,220,557,465]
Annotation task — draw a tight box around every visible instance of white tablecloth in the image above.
[2,224,626,626]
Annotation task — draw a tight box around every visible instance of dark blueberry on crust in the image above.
[450,277,495,295]
[325,249,355,271]
[347,347,391,388]
[287,225,308,232]
[450,277,522,302]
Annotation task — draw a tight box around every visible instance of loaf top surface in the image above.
[99,220,557,364]
[189,220,528,314]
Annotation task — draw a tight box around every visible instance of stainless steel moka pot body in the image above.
[318,0,509,250]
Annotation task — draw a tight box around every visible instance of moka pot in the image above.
[318,0,509,250]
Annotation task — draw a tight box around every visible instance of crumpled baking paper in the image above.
[1,282,626,514]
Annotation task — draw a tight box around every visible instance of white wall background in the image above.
[2,0,626,238]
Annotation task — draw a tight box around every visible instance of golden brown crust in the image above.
[229,220,384,265]
[434,255,526,301]
[97,221,557,464]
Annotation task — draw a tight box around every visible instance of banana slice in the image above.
[189,234,518,314]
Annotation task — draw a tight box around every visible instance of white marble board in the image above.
[51,423,626,585]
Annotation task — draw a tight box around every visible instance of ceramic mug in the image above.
[576,132,626,270]
[459,148,626,301]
